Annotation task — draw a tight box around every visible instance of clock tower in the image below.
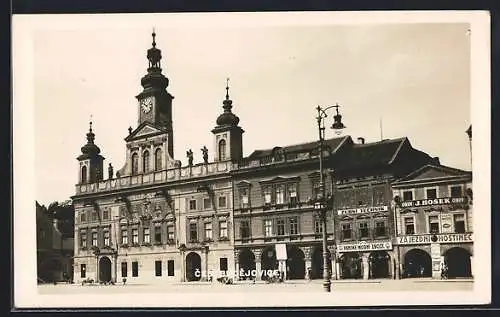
[134,30,175,157]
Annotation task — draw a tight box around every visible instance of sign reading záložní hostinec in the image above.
[337,241,392,253]
[397,233,473,245]
[337,205,388,215]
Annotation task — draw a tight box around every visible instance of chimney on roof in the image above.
[357,137,365,144]
[433,157,440,165]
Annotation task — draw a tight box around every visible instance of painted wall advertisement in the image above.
[440,214,454,233]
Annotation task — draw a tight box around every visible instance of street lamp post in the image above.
[314,104,346,293]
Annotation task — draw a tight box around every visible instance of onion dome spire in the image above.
[79,118,101,157]
[147,28,162,69]
[216,78,240,126]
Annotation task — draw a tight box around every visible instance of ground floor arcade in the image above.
[396,242,474,279]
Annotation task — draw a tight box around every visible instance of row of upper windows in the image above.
[401,185,465,201]
[187,219,229,242]
[188,196,227,211]
[131,148,163,175]
[402,213,467,235]
[340,221,388,241]
[238,217,325,239]
[80,260,177,279]
[238,182,388,209]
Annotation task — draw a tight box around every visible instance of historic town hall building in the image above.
[72,32,241,284]
[71,32,473,284]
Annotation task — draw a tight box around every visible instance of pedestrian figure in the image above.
[307,267,312,282]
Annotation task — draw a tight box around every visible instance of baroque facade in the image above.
[72,32,241,284]
[391,164,473,279]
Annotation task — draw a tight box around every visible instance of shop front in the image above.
[337,240,393,280]
[397,233,473,279]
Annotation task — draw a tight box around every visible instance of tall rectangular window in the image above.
[426,188,437,199]
[91,232,98,246]
[454,214,466,233]
[218,196,227,208]
[80,264,86,278]
[143,228,150,244]
[102,209,109,220]
[219,220,228,239]
[375,221,386,237]
[154,224,162,244]
[403,190,413,201]
[276,219,285,236]
[264,219,273,237]
[240,188,249,208]
[428,215,440,234]
[289,216,299,235]
[167,260,175,276]
[103,230,110,247]
[91,211,97,222]
[263,186,272,205]
[80,212,86,223]
[203,198,211,210]
[404,217,415,235]
[220,258,228,272]
[204,222,213,240]
[288,184,298,205]
[189,199,197,210]
[155,260,162,277]
[314,219,323,234]
[359,222,369,239]
[342,223,352,240]
[121,262,127,277]
[121,228,128,244]
[450,186,463,198]
[132,261,139,277]
[132,228,139,244]
[80,231,87,248]
[189,223,198,242]
[275,185,285,204]
[167,225,174,242]
[240,220,250,239]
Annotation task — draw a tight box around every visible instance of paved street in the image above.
[38,278,473,294]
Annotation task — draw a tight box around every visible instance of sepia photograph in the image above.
[13,11,491,308]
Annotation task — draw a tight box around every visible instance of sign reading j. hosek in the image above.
[400,197,467,208]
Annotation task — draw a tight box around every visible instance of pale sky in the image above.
[28,13,473,205]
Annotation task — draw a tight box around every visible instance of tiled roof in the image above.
[334,138,408,171]
[247,136,349,159]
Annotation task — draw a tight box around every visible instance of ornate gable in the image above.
[125,122,165,141]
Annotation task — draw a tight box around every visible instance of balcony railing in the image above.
[75,161,230,195]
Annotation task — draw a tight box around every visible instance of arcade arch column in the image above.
[254,249,262,280]
[362,254,369,280]
[302,246,312,279]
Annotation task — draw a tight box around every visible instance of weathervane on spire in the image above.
[225,77,230,100]
[152,27,156,47]
[89,114,93,132]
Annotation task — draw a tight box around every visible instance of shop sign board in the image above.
[275,243,288,260]
[337,241,392,253]
[400,197,467,208]
[397,233,473,245]
[337,205,388,215]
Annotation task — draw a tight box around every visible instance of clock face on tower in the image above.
[140,96,154,113]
